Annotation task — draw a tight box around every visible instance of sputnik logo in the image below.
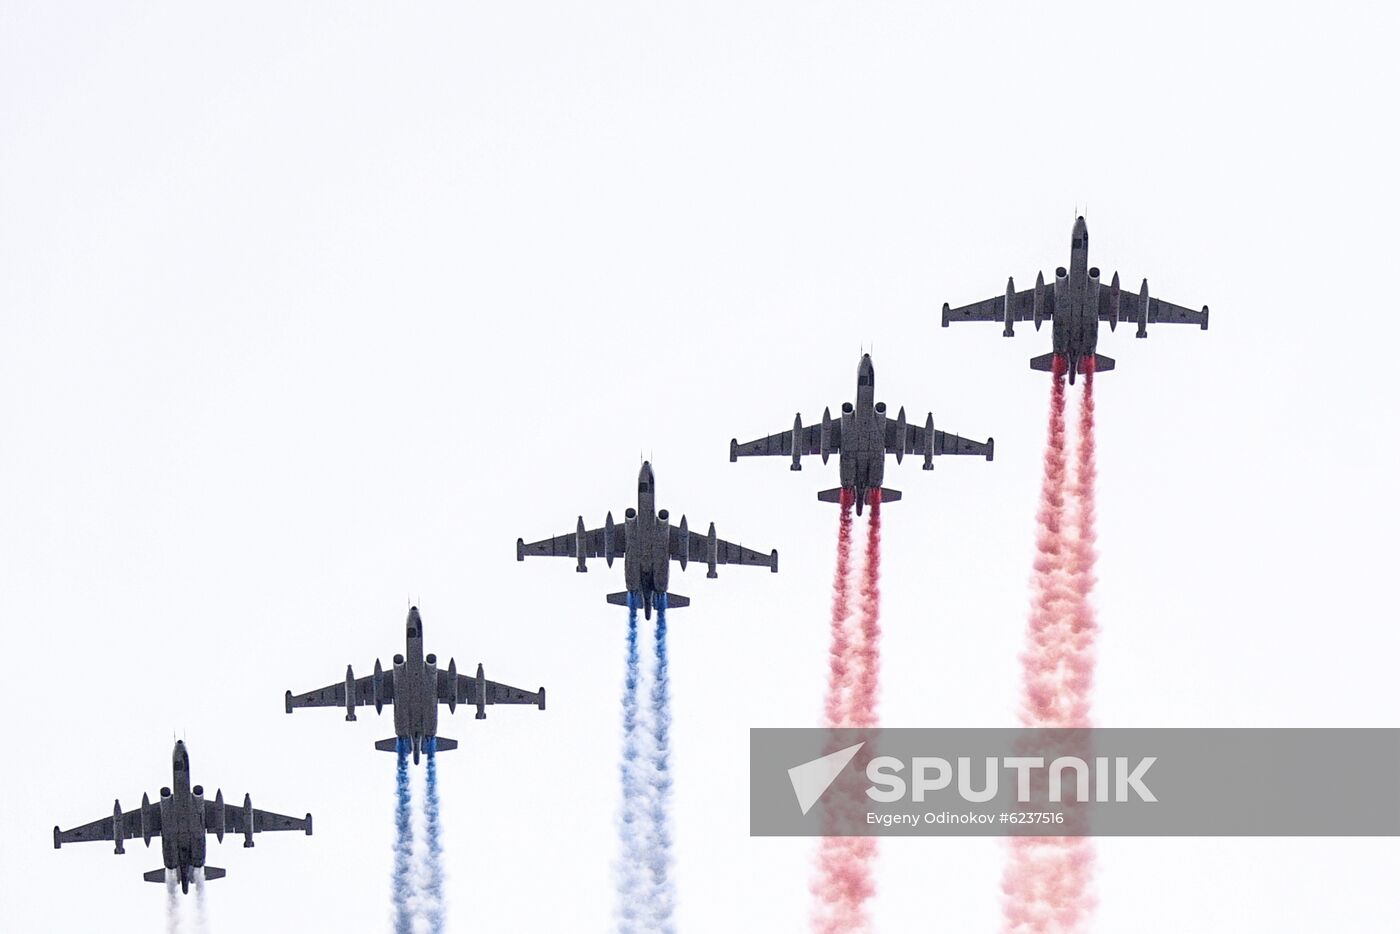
[788,742,865,815]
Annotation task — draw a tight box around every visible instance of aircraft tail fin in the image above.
[374,738,399,753]
[1092,353,1116,373]
[202,867,226,882]
[875,488,902,504]
[605,592,632,608]
[662,593,690,609]
[432,737,458,752]
[1030,352,1058,372]
[816,488,846,504]
[143,869,167,884]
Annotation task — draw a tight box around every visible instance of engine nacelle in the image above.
[393,653,405,666]
[677,516,688,570]
[875,402,886,416]
[574,516,587,573]
[475,663,487,720]
[894,407,907,463]
[1054,266,1069,310]
[373,658,385,714]
[1033,271,1046,330]
[706,522,718,578]
[655,521,670,591]
[1107,271,1121,330]
[1003,277,1016,337]
[1087,267,1101,314]
[112,799,125,854]
[242,794,255,848]
[447,658,457,713]
[820,407,832,463]
[923,413,936,470]
[624,510,640,592]
[344,665,357,722]
[790,413,803,471]
[604,512,616,567]
[1136,279,1150,338]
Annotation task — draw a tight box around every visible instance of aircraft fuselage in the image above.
[622,462,672,615]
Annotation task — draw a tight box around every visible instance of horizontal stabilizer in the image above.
[875,488,902,504]
[1093,353,1116,372]
[433,737,458,752]
[605,592,633,607]
[816,488,845,503]
[374,738,399,753]
[203,867,226,881]
[663,593,690,609]
[143,869,167,884]
[1029,352,1058,372]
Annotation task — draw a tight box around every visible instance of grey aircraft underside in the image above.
[285,607,545,764]
[729,353,994,515]
[53,740,311,893]
[941,216,1209,383]
[517,461,778,619]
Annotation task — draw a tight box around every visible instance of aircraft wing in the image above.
[888,418,994,460]
[286,668,396,710]
[731,418,840,458]
[55,804,157,846]
[669,525,778,570]
[518,522,626,560]
[221,802,311,836]
[437,669,545,709]
[1102,286,1208,328]
[941,287,1041,325]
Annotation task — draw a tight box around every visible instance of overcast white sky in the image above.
[2,2,1398,931]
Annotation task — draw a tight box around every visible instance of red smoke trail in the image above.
[850,489,883,729]
[812,489,881,934]
[822,488,858,727]
[1002,355,1100,933]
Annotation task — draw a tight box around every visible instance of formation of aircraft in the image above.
[730,353,994,514]
[50,213,1210,895]
[285,606,546,764]
[53,741,311,893]
[517,460,778,619]
[941,216,1209,383]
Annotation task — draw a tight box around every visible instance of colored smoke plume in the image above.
[424,739,446,934]
[393,740,415,934]
[1002,355,1100,933]
[811,487,881,933]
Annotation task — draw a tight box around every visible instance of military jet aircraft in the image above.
[285,606,544,764]
[517,461,777,619]
[53,739,311,893]
[941,215,1209,383]
[729,353,993,515]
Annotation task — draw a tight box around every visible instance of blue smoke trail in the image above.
[424,737,445,934]
[647,595,676,932]
[393,738,414,934]
[614,593,647,932]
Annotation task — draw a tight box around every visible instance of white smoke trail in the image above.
[193,869,209,933]
[165,873,181,934]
